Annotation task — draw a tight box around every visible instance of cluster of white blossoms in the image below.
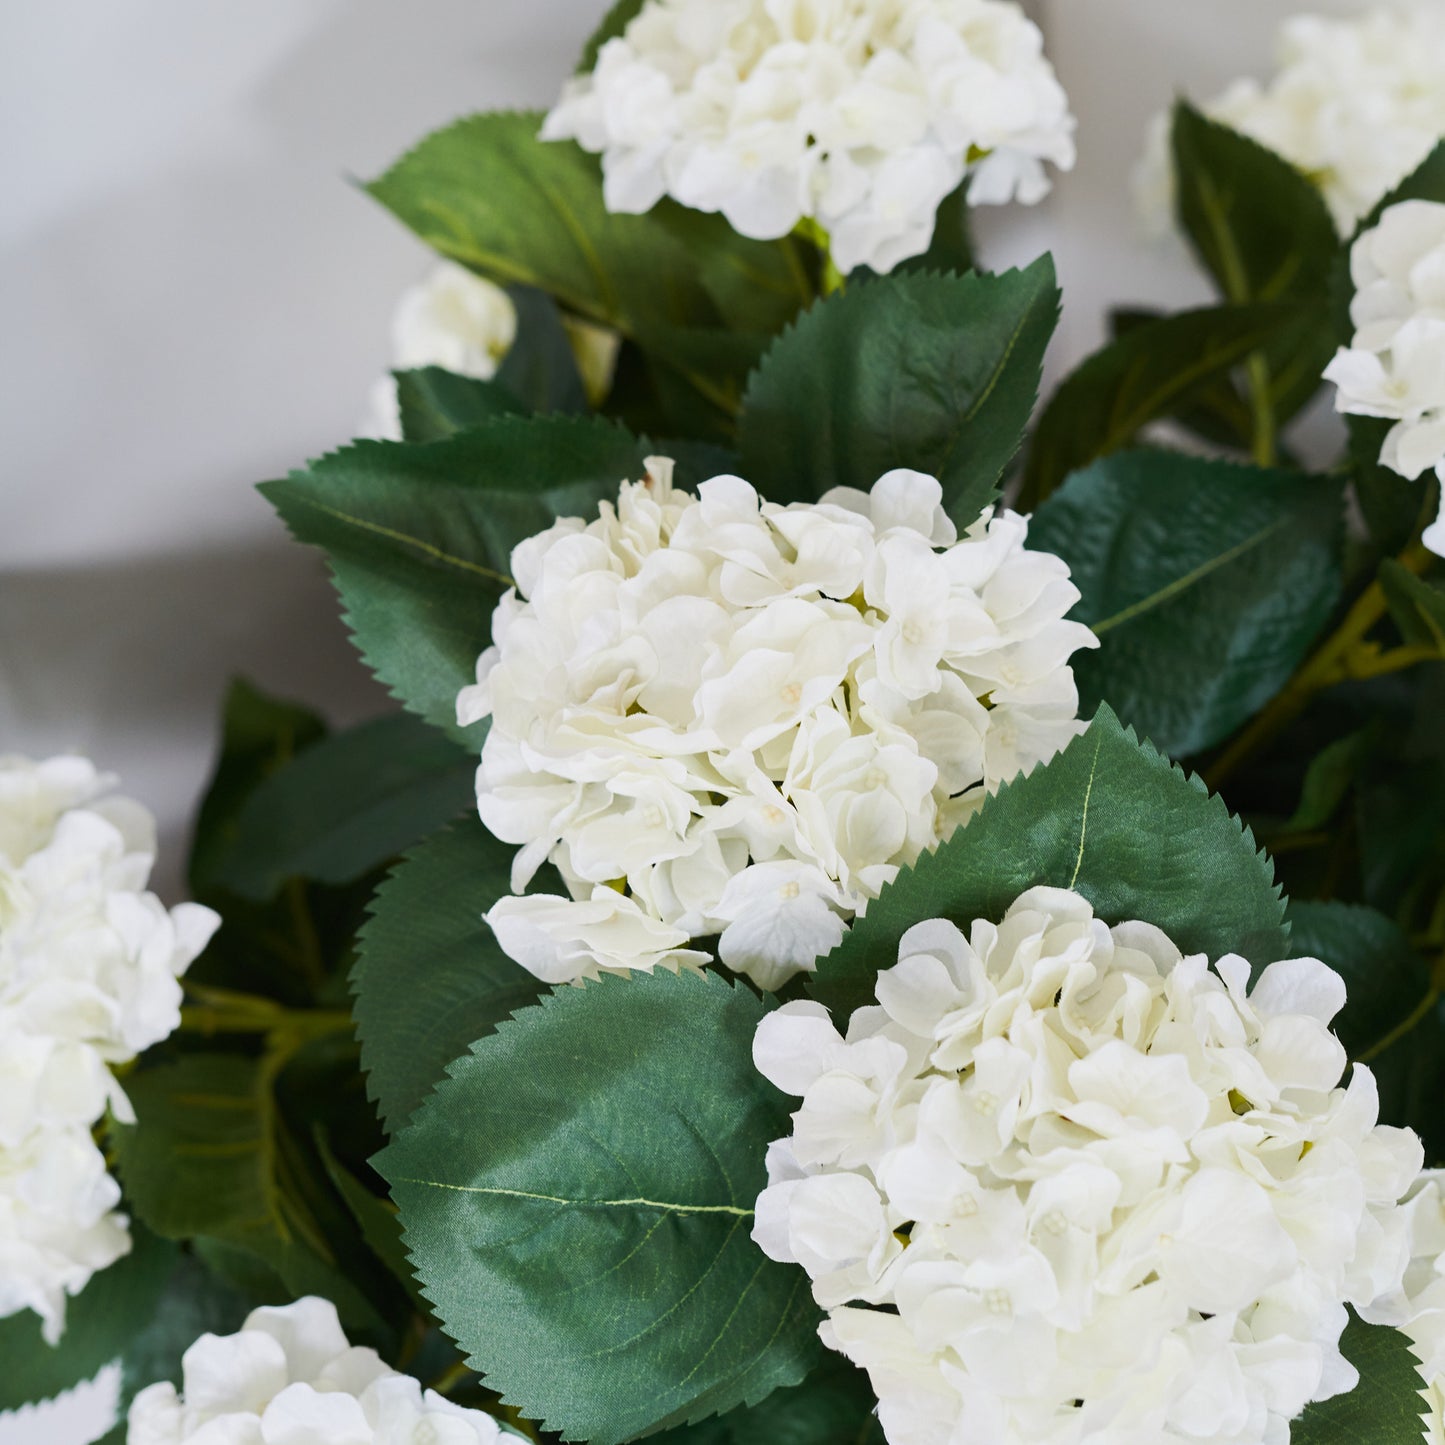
[752,887,1424,1445]
[1361,1170,1445,1437]
[1136,1,1445,237]
[541,0,1075,274]
[1324,199,1445,560]
[362,262,518,441]
[461,461,1095,991]
[0,755,218,1342]
[128,1296,509,1443]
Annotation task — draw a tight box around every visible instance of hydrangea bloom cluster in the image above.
[1136,2,1445,236]
[752,887,1423,1445]
[1324,199,1445,559]
[541,0,1075,274]
[128,1296,508,1443]
[363,261,518,441]
[461,462,1095,991]
[0,755,218,1342]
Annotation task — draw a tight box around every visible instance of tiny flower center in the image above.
[1042,1210,1068,1236]
[863,768,888,790]
[412,1424,440,1445]
[780,682,803,706]
[779,881,801,900]
[901,620,924,646]
[985,1288,1012,1316]
[956,1194,979,1218]
[972,1090,999,1116]
[762,804,786,826]
[642,806,664,829]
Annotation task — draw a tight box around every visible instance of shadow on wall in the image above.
[0,543,389,901]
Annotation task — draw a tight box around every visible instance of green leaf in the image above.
[1021,303,1294,506]
[352,818,546,1133]
[1291,1314,1427,1445]
[1282,728,1372,834]
[737,260,1059,520]
[1171,103,1339,305]
[577,0,646,70]
[260,416,649,743]
[1030,451,1345,756]
[189,680,326,895]
[1381,558,1445,652]
[206,712,475,902]
[1287,901,1431,1062]
[494,285,588,415]
[366,112,810,404]
[653,1356,883,1444]
[376,970,823,1444]
[811,705,1288,1018]
[0,1226,174,1413]
[1349,416,1425,556]
[105,1249,258,1433]
[112,1053,385,1336]
[395,368,524,443]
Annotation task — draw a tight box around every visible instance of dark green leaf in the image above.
[352,818,546,1133]
[207,712,475,902]
[811,705,1288,1018]
[1282,728,1372,834]
[1349,416,1425,556]
[1287,901,1431,1061]
[1022,303,1294,506]
[316,1136,424,1310]
[396,368,524,443]
[1291,1314,1426,1445]
[113,1053,384,1336]
[1030,451,1345,756]
[376,970,822,1444]
[367,112,809,402]
[1380,558,1445,652]
[189,680,326,895]
[654,1355,883,1444]
[107,1249,257,1431]
[494,285,588,415]
[738,260,1059,520]
[260,416,649,743]
[0,1226,174,1413]
[1171,103,1339,305]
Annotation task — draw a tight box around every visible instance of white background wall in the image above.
[0,0,1368,1438]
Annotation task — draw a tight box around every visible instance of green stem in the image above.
[1245,353,1276,467]
[179,982,350,1040]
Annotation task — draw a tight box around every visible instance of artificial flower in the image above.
[1324,199,1445,559]
[0,755,218,1341]
[753,887,1423,1445]
[541,0,1075,273]
[461,462,1095,989]
[127,1296,508,1443]
[1136,1,1445,237]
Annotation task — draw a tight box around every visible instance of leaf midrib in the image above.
[1091,515,1289,635]
[394,1177,754,1216]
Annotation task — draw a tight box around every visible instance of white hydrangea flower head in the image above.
[0,755,219,1342]
[460,460,1096,990]
[127,1296,509,1444]
[361,261,518,440]
[541,0,1076,274]
[1360,1170,1445,1439]
[752,887,1424,1445]
[1134,1,1445,237]
[1323,199,1445,560]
